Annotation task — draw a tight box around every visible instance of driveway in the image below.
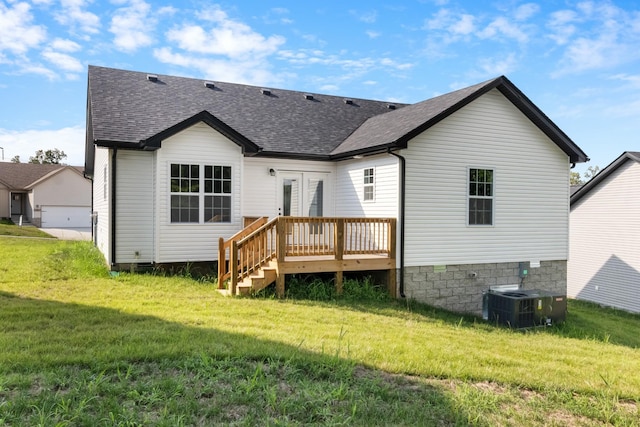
[40,228,92,241]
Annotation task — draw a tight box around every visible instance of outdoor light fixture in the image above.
[269,168,276,176]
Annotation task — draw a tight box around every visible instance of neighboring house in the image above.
[85,65,588,314]
[0,163,91,228]
[568,152,640,314]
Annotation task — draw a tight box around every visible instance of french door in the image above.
[277,172,327,217]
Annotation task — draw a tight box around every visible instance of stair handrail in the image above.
[229,217,279,294]
[218,216,268,287]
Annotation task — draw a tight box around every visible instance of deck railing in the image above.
[219,217,396,294]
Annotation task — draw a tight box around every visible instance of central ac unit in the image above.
[486,289,566,328]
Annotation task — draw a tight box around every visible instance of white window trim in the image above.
[168,163,233,225]
[466,166,495,227]
[363,167,375,202]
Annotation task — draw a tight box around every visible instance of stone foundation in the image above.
[403,260,567,316]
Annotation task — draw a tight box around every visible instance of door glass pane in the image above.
[308,179,323,217]
[283,178,299,216]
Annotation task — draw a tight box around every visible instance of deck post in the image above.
[388,219,397,297]
[217,237,225,289]
[335,218,344,260]
[335,270,343,295]
[275,218,286,298]
[230,240,238,296]
[276,217,286,262]
[276,273,285,298]
[335,218,344,294]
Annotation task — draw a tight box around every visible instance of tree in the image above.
[570,171,582,185]
[28,148,67,165]
[583,165,600,181]
[570,165,600,185]
[10,155,20,163]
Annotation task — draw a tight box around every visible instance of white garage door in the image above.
[41,206,91,228]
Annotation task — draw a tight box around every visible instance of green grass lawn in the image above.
[0,219,53,238]
[1,236,639,426]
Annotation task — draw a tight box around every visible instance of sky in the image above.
[0,0,639,176]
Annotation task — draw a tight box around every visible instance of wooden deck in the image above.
[218,217,396,297]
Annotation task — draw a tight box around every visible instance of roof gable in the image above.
[571,151,640,205]
[331,76,589,163]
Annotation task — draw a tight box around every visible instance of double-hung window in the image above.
[171,164,199,223]
[468,168,493,226]
[204,166,232,223]
[170,164,231,223]
[363,167,374,201]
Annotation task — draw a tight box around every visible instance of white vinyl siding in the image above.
[116,150,155,263]
[335,154,399,218]
[242,158,336,219]
[402,89,570,267]
[93,147,111,265]
[157,122,242,263]
[568,160,640,313]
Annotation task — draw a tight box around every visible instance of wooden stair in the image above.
[218,260,278,297]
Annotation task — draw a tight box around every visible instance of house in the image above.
[568,152,640,314]
[85,65,588,314]
[0,163,91,228]
[0,163,90,228]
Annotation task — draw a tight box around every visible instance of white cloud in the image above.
[42,50,83,72]
[153,47,279,86]
[264,7,293,25]
[0,2,47,54]
[55,0,100,34]
[603,96,640,118]
[514,3,540,21]
[351,10,377,24]
[366,30,381,39]
[319,84,339,92]
[425,9,452,31]
[109,0,154,52]
[478,17,529,43]
[380,58,413,70]
[476,53,518,77]
[166,7,285,59]
[450,14,475,35]
[279,49,412,72]
[0,126,86,166]
[551,3,640,76]
[546,10,578,45]
[50,38,81,52]
[609,73,640,89]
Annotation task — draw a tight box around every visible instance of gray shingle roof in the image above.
[86,66,588,170]
[87,65,404,157]
[0,163,72,190]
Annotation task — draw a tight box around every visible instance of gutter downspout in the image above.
[388,149,406,298]
[111,148,117,268]
[84,171,95,245]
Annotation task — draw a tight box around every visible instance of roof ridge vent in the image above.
[304,94,314,100]
[387,104,396,110]
[344,99,354,105]
[147,74,158,82]
[204,81,215,89]
[261,88,271,96]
